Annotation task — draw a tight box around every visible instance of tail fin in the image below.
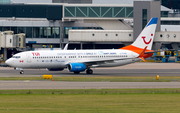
[132,17,158,50]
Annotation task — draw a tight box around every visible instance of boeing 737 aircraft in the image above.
[5,17,158,74]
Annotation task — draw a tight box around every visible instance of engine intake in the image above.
[67,63,86,72]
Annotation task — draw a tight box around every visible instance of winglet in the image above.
[63,43,69,50]
[138,46,148,62]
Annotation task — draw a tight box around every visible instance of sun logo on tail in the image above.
[142,34,153,45]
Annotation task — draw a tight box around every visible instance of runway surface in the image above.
[0,81,180,89]
[0,62,180,89]
[1,62,180,77]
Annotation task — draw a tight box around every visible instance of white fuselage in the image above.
[6,49,140,69]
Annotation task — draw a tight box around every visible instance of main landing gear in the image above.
[73,69,93,74]
[86,69,93,74]
[74,71,80,74]
[20,70,24,74]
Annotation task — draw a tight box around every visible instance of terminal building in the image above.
[0,0,180,60]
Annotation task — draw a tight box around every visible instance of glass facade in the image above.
[0,4,62,20]
[40,27,47,38]
[65,6,133,18]
[162,0,180,9]
[11,27,17,34]
[17,27,26,34]
[33,27,40,38]
[142,9,147,29]
[3,27,10,31]
[54,27,60,38]
[161,11,168,17]
[26,27,33,38]
[0,0,10,4]
[65,6,173,18]
[0,27,60,38]
[0,26,103,38]
[161,21,180,25]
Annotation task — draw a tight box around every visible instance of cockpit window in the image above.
[12,56,21,58]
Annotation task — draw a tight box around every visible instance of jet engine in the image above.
[67,63,86,72]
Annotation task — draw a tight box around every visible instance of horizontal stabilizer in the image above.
[138,46,147,57]
[139,57,146,62]
[138,46,147,62]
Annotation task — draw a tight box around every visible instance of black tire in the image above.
[86,69,93,74]
[74,72,80,74]
[86,70,89,74]
[89,70,93,74]
[20,71,24,74]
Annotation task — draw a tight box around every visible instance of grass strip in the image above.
[0,89,180,112]
[0,76,180,82]
[0,89,180,95]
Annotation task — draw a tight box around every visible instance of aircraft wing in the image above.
[66,47,149,67]
[66,57,134,67]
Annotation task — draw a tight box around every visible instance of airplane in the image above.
[5,17,158,74]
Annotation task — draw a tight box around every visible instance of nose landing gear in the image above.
[15,68,24,74]
[20,70,24,74]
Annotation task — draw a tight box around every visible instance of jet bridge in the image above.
[63,4,133,21]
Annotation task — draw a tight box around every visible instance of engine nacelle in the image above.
[67,63,86,72]
[46,68,64,71]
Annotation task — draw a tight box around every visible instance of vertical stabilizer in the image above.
[132,17,158,50]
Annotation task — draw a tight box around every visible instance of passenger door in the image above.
[26,53,31,63]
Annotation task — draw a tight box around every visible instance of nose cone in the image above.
[5,59,13,66]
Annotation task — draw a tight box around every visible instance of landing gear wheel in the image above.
[74,71,80,74]
[86,69,93,74]
[20,70,24,74]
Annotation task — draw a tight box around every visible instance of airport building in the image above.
[0,0,180,60]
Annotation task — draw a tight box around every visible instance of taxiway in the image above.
[0,63,180,89]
